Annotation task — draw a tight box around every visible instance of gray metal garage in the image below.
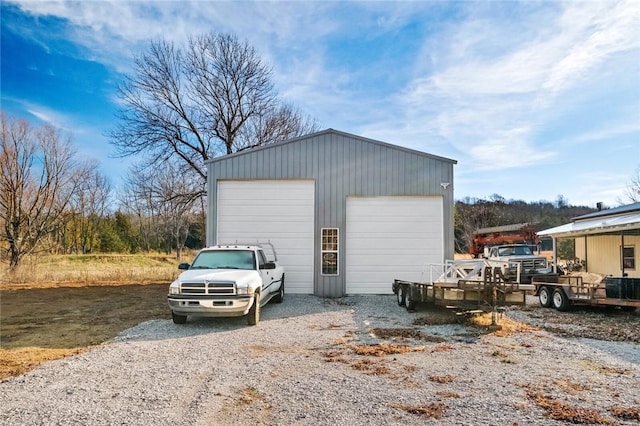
[205,129,456,297]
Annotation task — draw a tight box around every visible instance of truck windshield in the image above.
[498,246,533,256]
[190,250,256,270]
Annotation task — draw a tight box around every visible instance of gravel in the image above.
[1,295,639,425]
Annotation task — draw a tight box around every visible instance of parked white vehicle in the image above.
[485,244,552,284]
[167,244,285,325]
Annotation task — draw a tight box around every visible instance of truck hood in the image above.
[175,269,259,286]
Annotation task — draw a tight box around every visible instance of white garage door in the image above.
[346,196,443,294]
[217,180,315,294]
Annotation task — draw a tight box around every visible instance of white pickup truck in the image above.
[485,244,552,284]
[167,244,285,325]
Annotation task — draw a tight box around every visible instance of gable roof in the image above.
[206,128,457,165]
[538,202,640,238]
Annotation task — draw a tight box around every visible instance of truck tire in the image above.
[248,294,260,325]
[273,275,285,304]
[538,286,553,308]
[552,288,570,311]
[172,311,187,324]
[406,287,417,312]
[396,285,406,306]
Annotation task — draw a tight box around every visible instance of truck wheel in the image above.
[552,289,570,311]
[273,275,284,303]
[248,295,260,325]
[406,288,417,312]
[396,285,406,306]
[172,311,187,324]
[539,286,553,308]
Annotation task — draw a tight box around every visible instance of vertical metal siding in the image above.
[207,131,456,297]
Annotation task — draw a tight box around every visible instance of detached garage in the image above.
[206,129,456,297]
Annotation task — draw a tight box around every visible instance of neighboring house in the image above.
[538,203,640,278]
[205,128,457,297]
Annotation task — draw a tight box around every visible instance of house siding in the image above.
[576,234,640,278]
[206,129,456,297]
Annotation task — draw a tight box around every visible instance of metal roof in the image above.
[476,223,534,234]
[205,128,458,165]
[573,202,640,220]
[538,207,640,238]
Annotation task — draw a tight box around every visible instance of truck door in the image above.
[257,249,276,296]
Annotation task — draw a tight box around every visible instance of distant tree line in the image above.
[454,194,597,259]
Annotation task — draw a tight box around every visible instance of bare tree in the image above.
[0,113,87,271]
[120,160,200,259]
[110,32,318,197]
[621,166,640,204]
[65,163,112,253]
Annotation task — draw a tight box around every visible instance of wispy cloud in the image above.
[5,0,639,206]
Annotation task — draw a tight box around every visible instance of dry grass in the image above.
[0,252,187,289]
[369,328,446,343]
[429,374,455,384]
[470,312,538,336]
[391,402,447,419]
[520,382,616,424]
[351,343,425,357]
[0,347,87,379]
[610,405,640,421]
[525,389,613,424]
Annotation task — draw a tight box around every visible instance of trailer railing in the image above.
[420,259,522,285]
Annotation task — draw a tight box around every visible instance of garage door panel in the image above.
[217,180,314,294]
[346,196,443,294]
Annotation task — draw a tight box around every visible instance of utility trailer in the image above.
[392,259,530,312]
[532,275,640,312]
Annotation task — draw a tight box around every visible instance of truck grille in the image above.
[517,259,547,270]
[180,281,236,295]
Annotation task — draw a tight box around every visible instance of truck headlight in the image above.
[169,286,180,295]
[236,286,250,295]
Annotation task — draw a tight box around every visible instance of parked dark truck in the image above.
[167,244,285,325]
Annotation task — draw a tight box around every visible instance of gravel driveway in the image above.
[1,295,638,425]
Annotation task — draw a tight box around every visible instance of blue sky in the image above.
[1,0,639,208]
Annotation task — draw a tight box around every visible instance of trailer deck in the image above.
[531,274,640,311]
[392,259,532,312]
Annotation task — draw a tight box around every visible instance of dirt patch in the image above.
[0,282,169,380]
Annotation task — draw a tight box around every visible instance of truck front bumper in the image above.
[167,295,254,318]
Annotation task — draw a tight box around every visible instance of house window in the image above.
[622,246,635,270]
[321,228,339,275]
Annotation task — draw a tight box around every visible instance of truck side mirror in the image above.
[260,262,276,270]
[178,262,190,270]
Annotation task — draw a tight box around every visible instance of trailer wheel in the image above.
[406,288,417,312]
[552,288,570,311]
[538,286,553,308]
[396,285,406,306]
